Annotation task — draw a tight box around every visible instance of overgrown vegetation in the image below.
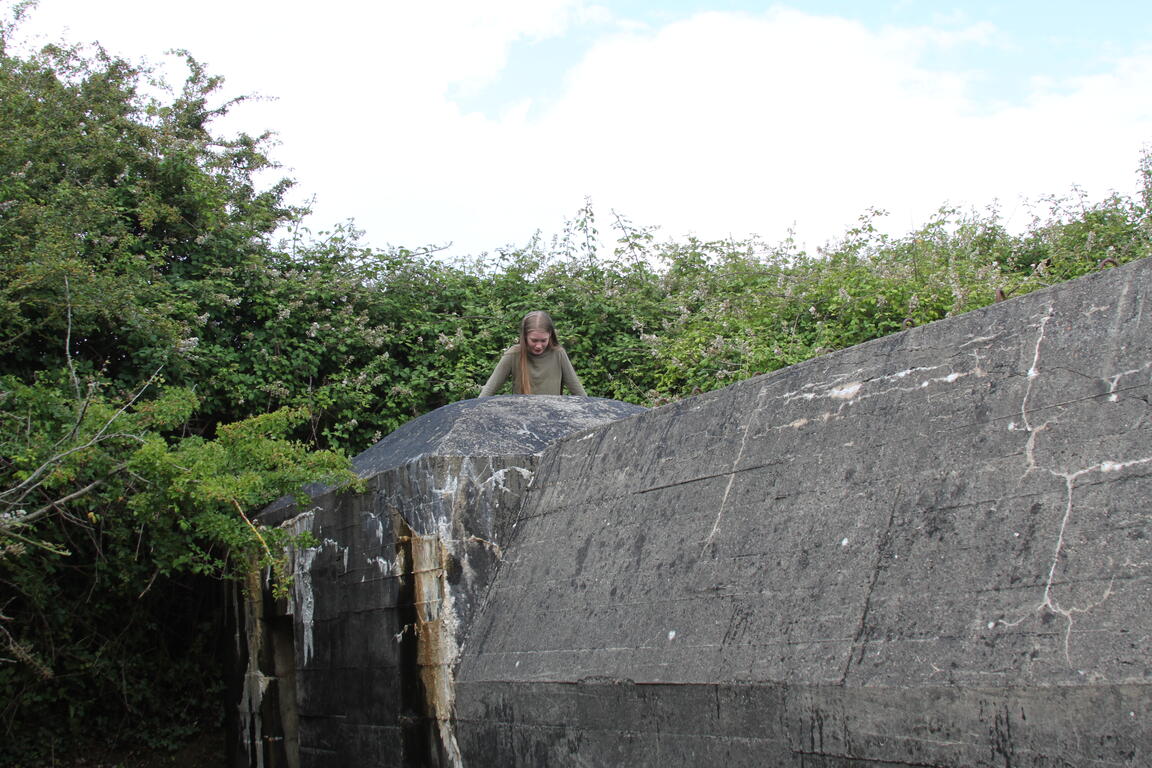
[1,2,1149,763]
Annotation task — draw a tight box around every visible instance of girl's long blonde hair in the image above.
[517,311,558,394]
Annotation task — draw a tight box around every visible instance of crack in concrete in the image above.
[994,302,1152,666]
[1017,307,1054,477]
[699,388,768,556]
[634,461,780,495]
[842,489,902,684]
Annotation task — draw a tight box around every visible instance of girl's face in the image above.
[524,329,551,356]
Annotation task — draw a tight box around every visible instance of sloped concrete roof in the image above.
[352,395,646,476]
[258,395,645,525]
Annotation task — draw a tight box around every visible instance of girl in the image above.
[479,311,587,397]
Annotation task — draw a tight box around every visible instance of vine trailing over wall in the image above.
[1,2,1150,763]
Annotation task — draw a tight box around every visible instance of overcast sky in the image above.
[15,0,1152,258]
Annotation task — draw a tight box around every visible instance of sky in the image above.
[14,1,1152,258]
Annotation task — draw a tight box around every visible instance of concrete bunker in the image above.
[233,257,1150,767]
[230,396,645,767]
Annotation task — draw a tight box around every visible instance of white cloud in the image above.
[464,7,1152,251]
[16,2,1152,255]
[481,8,992,245]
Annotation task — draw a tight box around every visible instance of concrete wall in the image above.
[455,258,1152,766]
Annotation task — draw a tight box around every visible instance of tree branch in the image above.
[0,463,127,533]
[0,365,162,506]
[63,274,81,401]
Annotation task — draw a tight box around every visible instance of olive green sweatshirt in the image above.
[479,345,587,397]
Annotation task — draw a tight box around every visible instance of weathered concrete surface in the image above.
[236,396,645,768]
[455,258,1152,766]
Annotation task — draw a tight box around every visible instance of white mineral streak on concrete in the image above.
[1017,456,1149,664]
[1105,362,1152,401]
[281,508,319,531]
[287,514,338,667]
[960,334,1000,348]
[238,569,270,768]
[701,387,768,554]
[436,514,460,566]
[995,296,1152,665]
[830,382,863,399]
[450,455,471,490]
[367,512,385,545]
[892,365,940,377]
[1100,457,1152,473]
[458,544,479,596]
[780,368,866,402]
[278,509,317,620]
[860,367,980,402]
[360,515,389,581]
[1018,308,1054,475]
[1108,269,1135,344]
[293,545,318,665]
[773,361,980,433]
[1038,469,1107,663]
[482,466,533,489]
[237,667,270,768]
[920,372,963,387]
[434,471,460,498]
